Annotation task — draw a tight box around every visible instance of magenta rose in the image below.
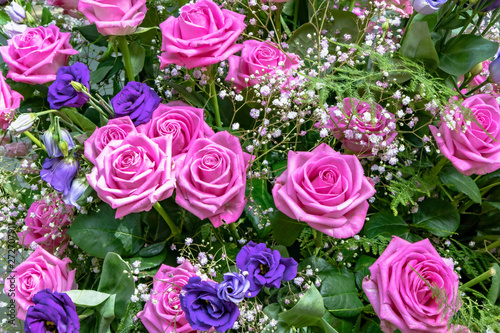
[47,0,81,17]
[362,237,460,333]
[0,25,78,85]
[17,194,74,254]
[159,0,246,69]
[84,116,138,165]
[3,247,77,320]
[0,72,23,131]
[137,101,214,157]
[175,131,251,227]
[137,261,198,333]
[326,98,397,156]
[272,143,375,239]
[226,40,300,91]
[78,0,147,36]
[429,94,500,175]
[86,132,175,218]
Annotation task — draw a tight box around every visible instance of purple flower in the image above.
[236,242,298,297]
[24,289,79,333]
[47,62,90,109]
[480,0,500,11]
[62,177,89,209]
[180,276,239,332]
[490,49,500,85]
[40,156,79,196]
[410,0,447,14]
[111,82,161,126]
[43,127,75,158]
[217,272,250,303]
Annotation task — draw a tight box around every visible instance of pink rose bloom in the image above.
[272,143,375,239]
[137,261,198,333]
[429,94,500,175]
[0,141,30,158]
[376,0,413,16]
[87,132,175,218]
[0,72,23,130]
[0,25,78,85]
[84,116,137,165]
[362,237,460,333]
[17,194,74,254]
[176,131,251,227]
[47,0,81,17]
[226,40,300,91]
[326,98,397,156]
[78,0,147,36]
[137,101,214,157]
[159,0,246,69]
[3,247,77,320]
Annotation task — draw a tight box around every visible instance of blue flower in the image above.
[40,156,79,196]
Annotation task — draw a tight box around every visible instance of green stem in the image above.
[118,37,135,82]
[210,76,221,128]
[23,131,46,152]
[461,267,496,289]
[228,223,240,241]
[431,156,449,178]
[466,79,491,96]
[153,202,180,236]
[275,4,283,39]
[400,12,416,47]
[313,229,323,255]
[480,238,500,253]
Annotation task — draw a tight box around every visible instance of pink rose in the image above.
[362,237,460,333]
[159,0,246,69]
[87,132,175,218]
[0,25,78,85]
[17,194,74,254]
[0,141,30,158]
[326,98,397,156]
[0,72,23,130]
[226,40,300,91]
[377,0,413,16]
[175,131,251,227]
[3,247,77,320]
[78,0,147,36]
[84,116,138,165]
[137,101,214,157]
[272,143,376,239]
[47,0,81,17]
[429,94,500,175]
[137,262,198,333]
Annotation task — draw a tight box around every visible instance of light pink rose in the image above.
[137,261,198,333]
[272,143,375,239]
[0,72,23,130]
[226,40,300,91]
[175,131,251,227]
[429,94,500,175]
[17,194,74,254]
[86,132,175,218]
[47,0,81,17]
[3,247,77,320]
[137,101,214,157]
[84,116,137,165]
[78,0,147,36]
[0,25,78,85]
[377,0,413,16]
[159,0,246,69]
[326,98,397,156]
[362,237,460,333]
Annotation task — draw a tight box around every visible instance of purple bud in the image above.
[43,128,75,158]
[409,0,447,14]
[62,177,89,209]
[217,273,250,303]
[489,50,500,85]
[40,156,79,196]
[3,22,28,38]
[5,2,26,23]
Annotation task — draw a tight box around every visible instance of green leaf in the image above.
[164,81,206,108]
[438,34,498,76]
[321,10,360,43]
[363,212,410,239]
[288,23,316,59]
[279,285,325,327]
[488,264,500,304]
[60,107,97,133]
[128,41,145,78]
[321,271,364,317]
[298,256,336,281]
[96,294,115,333]
[0,12,11,25]
[133,27,159,34]
[125,249,167,271]
[439,165,482,204]
[90,65,113,84]
[400,21,439,70]
[354,255,376,290]
[64,290,110,307]
[138,242,166,257]
[413,198,460,237]
[246,178,274,237]
[98,253,135,319]
[270,211,304,246]
[41,7,53,26]
[74,25,108,47]
[67,202,144,259]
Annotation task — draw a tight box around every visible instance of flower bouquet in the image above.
[1,0,500,332]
